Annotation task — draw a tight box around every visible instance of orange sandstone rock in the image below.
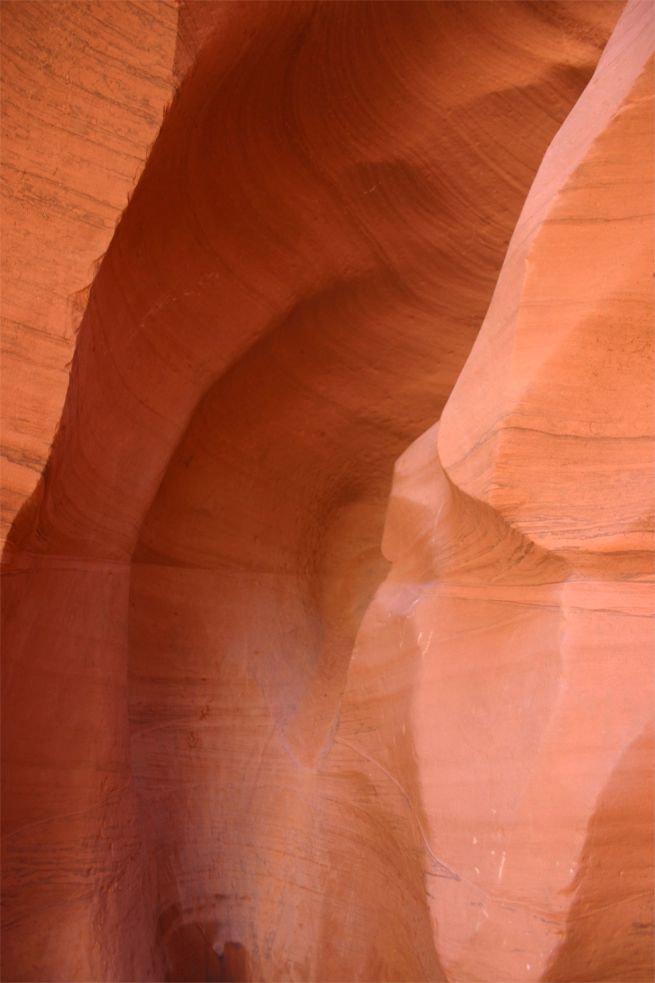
[2,2,651,981]
[0,0,178,541]
[363,2,654,979]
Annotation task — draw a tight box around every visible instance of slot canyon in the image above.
[1,2,653,981]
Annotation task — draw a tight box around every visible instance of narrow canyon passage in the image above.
[2,2,652,982]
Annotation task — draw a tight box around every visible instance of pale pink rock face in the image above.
[1,2,652,981]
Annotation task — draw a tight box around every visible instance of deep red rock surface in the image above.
[1,2,652,981]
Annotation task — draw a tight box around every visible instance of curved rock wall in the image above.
[0,0,178,540]
[2,2,652,981]
[372,6,654,978]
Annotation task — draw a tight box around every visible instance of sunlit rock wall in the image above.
[2,2,652,981]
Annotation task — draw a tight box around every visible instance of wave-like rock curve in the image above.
[2,2,652,981]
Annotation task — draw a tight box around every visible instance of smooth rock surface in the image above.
[2,2,652,981]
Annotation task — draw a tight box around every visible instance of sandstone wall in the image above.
[2,3,651,981]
